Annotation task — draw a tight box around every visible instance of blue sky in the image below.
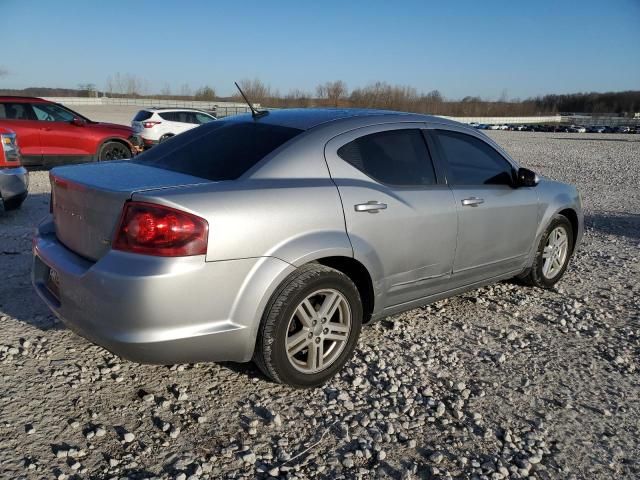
[2,0,639,99]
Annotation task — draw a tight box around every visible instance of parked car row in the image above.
[470,122,640,133]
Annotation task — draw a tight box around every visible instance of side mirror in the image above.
[71,117,86,126]
[516,167,539,187]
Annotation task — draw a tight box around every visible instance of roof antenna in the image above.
[234,82,268,118]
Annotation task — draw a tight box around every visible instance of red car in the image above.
[0,96,141,167]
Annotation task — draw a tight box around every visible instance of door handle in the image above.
[461,197,484,207]
[355,201,387,213]
[41,127,53,131]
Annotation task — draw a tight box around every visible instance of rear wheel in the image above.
[0,193,26,211]
[254,264,362,388]
[159,134,174,143]
[98,141,132,161]
[521,215,574,288]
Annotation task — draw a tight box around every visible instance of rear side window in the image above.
[133,110,153,121]
[432,130,514,185]
[0,102,36,120]
[337,129,436,186]
[159,111,178,122]
[134,121,303,181]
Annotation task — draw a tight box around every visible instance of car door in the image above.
[0,102,43,165]
[325,124,458,310]
[428,128,539,286]
[31,102,93,164]
[174,111,196,134]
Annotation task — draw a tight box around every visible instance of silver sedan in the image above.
[32,109,583,387]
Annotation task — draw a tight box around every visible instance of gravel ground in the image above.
[0,131,638,479]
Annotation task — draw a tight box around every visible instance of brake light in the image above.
[0,132,21,167]
[112,202,208,257]
[142,121,161,128]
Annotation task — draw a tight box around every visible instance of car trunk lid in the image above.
[50,161,209,261]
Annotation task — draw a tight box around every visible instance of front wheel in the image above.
[254,264,363,388]
[522,215,574,288]
[98,141,132,161]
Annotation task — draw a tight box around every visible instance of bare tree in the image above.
[194,85,216,100]
[238,78,271,104]
[105,76,114,96]
[124,74,141,96]
[179,83,192,97]
[316,80,348,107]
[160,83,172,96]
[104,73,146,97]
[78,83,97,97]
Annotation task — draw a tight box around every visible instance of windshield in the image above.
[133,120,303,181]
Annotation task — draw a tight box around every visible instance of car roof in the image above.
[228,108,460,131]
[143,107,214,113]
[0,96,51,103]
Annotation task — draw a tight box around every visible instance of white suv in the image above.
[131,108,216,147]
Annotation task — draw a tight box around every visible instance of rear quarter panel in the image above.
[131,134,352,264]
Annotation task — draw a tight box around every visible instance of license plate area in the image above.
[45,266,60,301]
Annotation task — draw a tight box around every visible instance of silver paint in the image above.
[32,110,583,365]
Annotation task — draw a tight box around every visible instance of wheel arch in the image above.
[313,256,375,324]
[558,207,579,250]
[96,137,134,159]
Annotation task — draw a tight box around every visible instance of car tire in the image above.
[254,263,363,388]
[521,215,574,289]
[98,141,132,161]
[0,194,25,211]
[159,134,173,143]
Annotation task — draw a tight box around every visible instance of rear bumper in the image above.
[0,167,29,203]
[32,218,295,364]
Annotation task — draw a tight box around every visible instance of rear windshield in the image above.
[133,110,153,121]
[133,121,303,181]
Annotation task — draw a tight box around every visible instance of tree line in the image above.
[2,75,639,116]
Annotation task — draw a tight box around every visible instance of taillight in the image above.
[0,132,20,167]
[142,121,161,128]
[112,202,208,257]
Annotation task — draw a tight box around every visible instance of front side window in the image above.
[195,112,215,124]
[185,112,201,124]
[432,130,514,185]
[337,129,436,186]
[134,121,303,181]
[31,103,76,122]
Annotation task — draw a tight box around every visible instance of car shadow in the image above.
[585,212,640,240]
[1,192,61,331]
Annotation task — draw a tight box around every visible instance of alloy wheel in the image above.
[542,226,569,279]
[285,289,352,374]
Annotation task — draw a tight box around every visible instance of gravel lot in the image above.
[1,131,638,479]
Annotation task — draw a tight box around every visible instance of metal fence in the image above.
[43,97,255,118]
